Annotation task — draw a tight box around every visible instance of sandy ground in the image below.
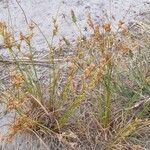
[0,0,150,149]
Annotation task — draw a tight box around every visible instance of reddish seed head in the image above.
[102,23,111,32]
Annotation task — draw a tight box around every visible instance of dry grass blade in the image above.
[28,94,49,116]
[108,119,150,149]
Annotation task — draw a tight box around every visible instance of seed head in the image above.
[118,20,125,28]
[102,23,111,32]
[11,72,25,87]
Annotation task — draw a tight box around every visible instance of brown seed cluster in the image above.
[7,98,21,111]
[102,23,111,32]
[5,115,35,143]
[11,72,25,87]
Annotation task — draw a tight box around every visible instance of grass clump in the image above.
[0,10,150,150]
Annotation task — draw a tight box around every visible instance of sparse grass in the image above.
[0,9,150,150]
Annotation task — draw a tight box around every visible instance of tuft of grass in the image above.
[0,10,150,150]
